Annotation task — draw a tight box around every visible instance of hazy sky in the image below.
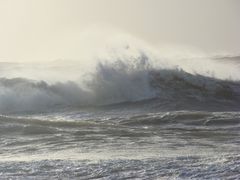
[0,0,239,62]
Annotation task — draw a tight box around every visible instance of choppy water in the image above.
[0,108,239,179]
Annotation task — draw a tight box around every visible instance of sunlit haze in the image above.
[0,0,240,62]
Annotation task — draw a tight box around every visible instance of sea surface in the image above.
[0,54,239,179]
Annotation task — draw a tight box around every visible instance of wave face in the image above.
[0,47,240,113]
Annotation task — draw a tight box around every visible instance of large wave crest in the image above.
[0,38,240,113]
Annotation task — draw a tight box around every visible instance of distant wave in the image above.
[213,54,240,61]
[0,52,240,113]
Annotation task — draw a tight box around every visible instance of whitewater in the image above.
[0,36,240,179]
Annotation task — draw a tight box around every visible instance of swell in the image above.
[1,111,240,136]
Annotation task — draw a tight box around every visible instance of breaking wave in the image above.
[0,44,240,113]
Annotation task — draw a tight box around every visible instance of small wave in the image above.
[120,111,240,127]
[0,115,97,128]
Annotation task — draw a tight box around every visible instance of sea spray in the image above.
[0,33,240,113]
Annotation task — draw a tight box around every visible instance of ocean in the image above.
[0,53,239,179]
